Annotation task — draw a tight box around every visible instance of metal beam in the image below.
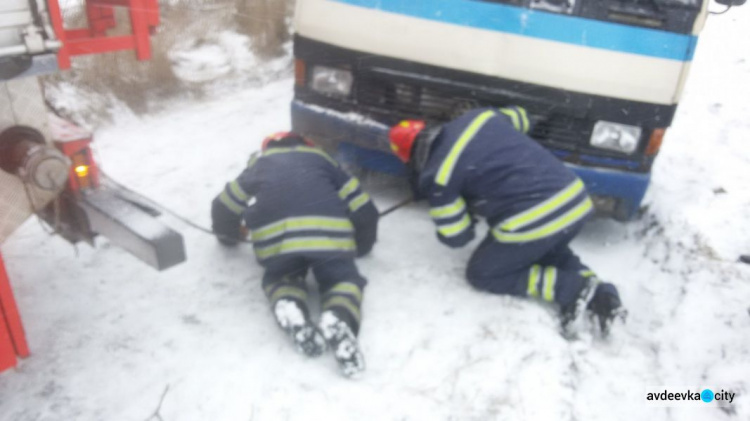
[78,189,186,271]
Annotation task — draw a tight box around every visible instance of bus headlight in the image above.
[590,121,641,154]
[310,66,353,97]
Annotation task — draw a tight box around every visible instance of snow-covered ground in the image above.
[2,6,750,421]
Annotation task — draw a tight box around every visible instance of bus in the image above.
[290,0,739,220]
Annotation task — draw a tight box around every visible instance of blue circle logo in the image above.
[701,389,714,403]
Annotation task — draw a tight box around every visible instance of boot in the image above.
[273,299,327,357]
[561,279,626,337]
[319,309,365,378]
[587,283,627,336]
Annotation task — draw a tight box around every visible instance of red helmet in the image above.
[261,131,314,151]
[389,120,425,163]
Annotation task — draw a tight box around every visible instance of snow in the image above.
[169,32,259,85]
[2,6,750,421]
[274,299,306,329]
[531,0,576,14]
[302,102,390,130]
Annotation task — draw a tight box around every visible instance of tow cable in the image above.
[105,171,750,265]
[378,197,413,217]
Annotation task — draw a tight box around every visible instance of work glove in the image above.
[214,221,249,247]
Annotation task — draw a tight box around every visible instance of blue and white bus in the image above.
[290,0,734,220]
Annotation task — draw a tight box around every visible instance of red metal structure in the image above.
[47,0,160,69]
[0,0,166,374]
[0,252,29,372]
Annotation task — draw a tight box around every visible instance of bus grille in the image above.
[353,77,594,147]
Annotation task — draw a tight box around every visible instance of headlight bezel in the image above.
[309,65,354,98]
[590,121,643,155]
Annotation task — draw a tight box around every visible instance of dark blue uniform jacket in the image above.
[212,141,379,262]
[417,107,593,248]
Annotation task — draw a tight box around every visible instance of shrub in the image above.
[43,0,295,125]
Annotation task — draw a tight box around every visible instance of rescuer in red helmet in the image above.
[211,131,379,377]
[390,107,625,335]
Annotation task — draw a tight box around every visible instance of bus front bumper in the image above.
[292,100,649,220]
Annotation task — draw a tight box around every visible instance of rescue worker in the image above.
[211,132,378,377]
[389,106,625,335]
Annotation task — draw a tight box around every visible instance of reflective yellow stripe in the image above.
[329,282,363,303]
[264,284,275,295]
[527,265,541,298]
[499,108,521,132]
[429,197,467,220]
[543,267,557,302]
[500,179,586,232]
[437,214,472,238]
[492,198,593,243]
[264,276,304,296]
[580,270,596,278]
[247,154,259,168]
[517,107,530,134]
[252,217,353,242]
[219,191,245,214]
[338,178,360,200]
[255,238,356,259]
[348,192,370,212]
[263,146,338,166]
[269,286,308,304]
[435,110,495,186]
[297,146,338,166]
[262,148,285,157]
[229,180,249,201]
[323,296,361,322]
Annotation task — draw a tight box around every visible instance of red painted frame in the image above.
[0,252,30,374]
[47,0,160,69]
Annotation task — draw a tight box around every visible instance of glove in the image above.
[215,223,249,247]
[217,233,239,247]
